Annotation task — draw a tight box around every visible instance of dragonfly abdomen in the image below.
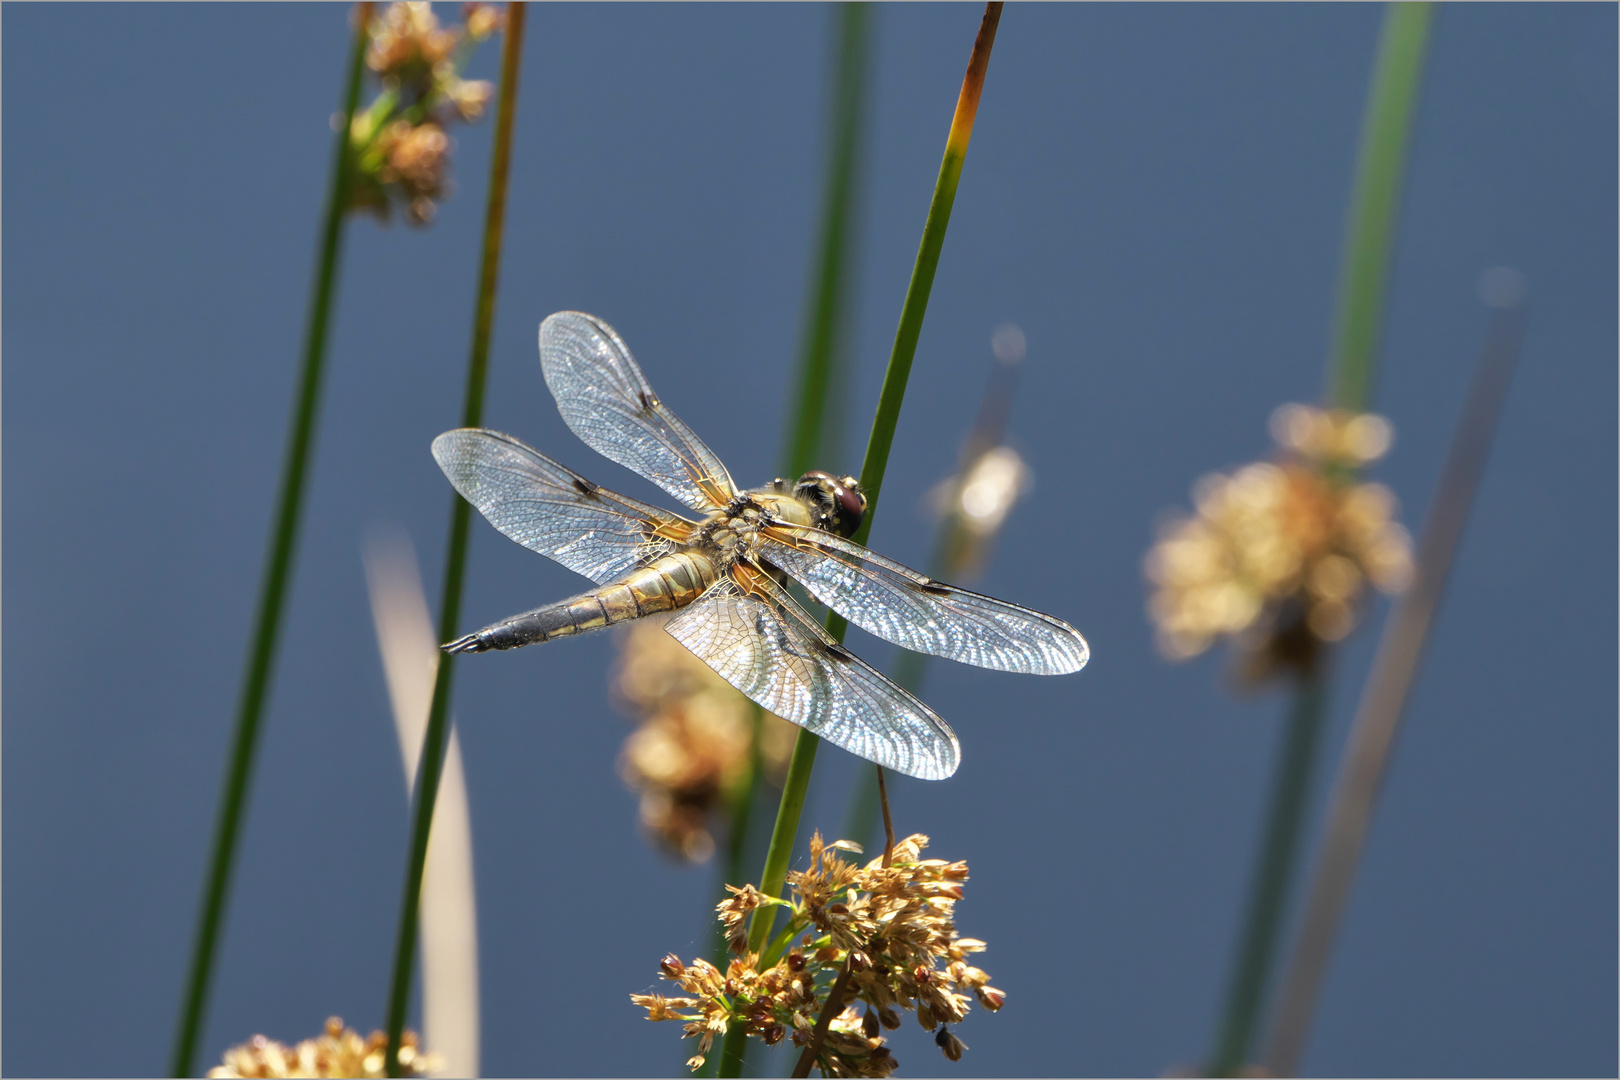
[444,550,718,654]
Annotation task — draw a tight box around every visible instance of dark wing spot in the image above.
[918,578,953,596]
[572,477,599,496]
[825,642,856,663]
[638,390,660,411]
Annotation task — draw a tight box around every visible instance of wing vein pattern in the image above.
[761,525,1089,675]
[431,428,686,585]
[539,311,737,512]
[664,576,961,781]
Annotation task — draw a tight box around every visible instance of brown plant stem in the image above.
[876,766,895,869]
[1263,276,1528,1076]
[792,965,856,1079]
[383,5,526,1075]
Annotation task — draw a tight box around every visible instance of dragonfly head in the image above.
[794,471,866,538]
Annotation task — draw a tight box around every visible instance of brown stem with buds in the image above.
[793,964,856,1078]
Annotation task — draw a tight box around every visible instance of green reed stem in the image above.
[717,7,1003,1076]
[1327,2,1435,413]
[384,6,526,1075]
[1206,7,1433,1073]
[1208,667,1330,1076]
[170,9,371,1075]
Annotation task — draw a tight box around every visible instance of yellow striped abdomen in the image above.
[444,550,719,654]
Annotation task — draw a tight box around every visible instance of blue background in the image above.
[4,3,1614,1076]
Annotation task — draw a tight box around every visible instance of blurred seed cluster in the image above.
[1145,404,1413,680]
[208,1017,437,1078]
[348,2,503,225]
[613,620,797,863]
[634,833,1001,1076]
[926,444,1031,580]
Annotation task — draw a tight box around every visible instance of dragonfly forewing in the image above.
[539,312,737,513]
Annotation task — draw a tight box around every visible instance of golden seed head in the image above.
[207,1019,438,1078]
[636,833,996,1075]
[1145,404,1413,679]
[614,620,796,862]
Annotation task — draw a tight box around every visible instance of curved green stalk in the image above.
[1206,6,1434,1074]
[717,5,1004,1076]
[699,14,871,1075]
[384,6,527,1075]
[170,8,371,1075]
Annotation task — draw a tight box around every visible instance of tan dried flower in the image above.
[634,833,999,1074]
[366,2,459,83]
[346,2,500,226]
[614,620,796,862]
[1145,404,1413,680]
[208,1017,439,1078]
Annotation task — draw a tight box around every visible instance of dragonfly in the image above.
[431,311,1088,780]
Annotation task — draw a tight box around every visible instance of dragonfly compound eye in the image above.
[832,478,866,537]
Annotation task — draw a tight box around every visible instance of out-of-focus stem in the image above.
[844,341,1024,851]
[1208,667,1330,1076]
[170,8,371,1076]
[785,2,871,482]
[1263,278,1528,1077]
[717,7,1003,1076]
[1206,8,1433,1073]
[384,6,526,1075]
[1328,2,1435,413]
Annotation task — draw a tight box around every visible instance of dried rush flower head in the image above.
[614,620,796,862]
[208,1016,439,1078]
[347,2,502,225]
[1145,404,1413,681]
[634,833,1002,1075]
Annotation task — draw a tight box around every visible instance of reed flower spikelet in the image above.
[208,1017,439,1078]
[1145,404,1413,679]
[634,833,1001,1074]
[614,620,796,862]
[347,2,502,225]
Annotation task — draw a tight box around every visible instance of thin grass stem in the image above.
[170,8,371,1075]
[1206,7,1434,1073]
[718,7,1003,1075]
[384,6,527,1074]
[1263,277,1528,1076]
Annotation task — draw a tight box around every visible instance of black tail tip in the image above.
[444,633,483,654]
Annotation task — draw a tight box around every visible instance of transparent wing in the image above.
[432,428,693,585]
[760,524,1089,675]
[664,575,961,781]
[539,311,737,512]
